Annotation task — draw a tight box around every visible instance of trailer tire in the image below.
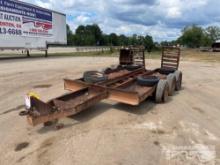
[83,71,107,83]
[125,65,142,71]
[102,65,122,74]
[167,74,176,96]
[174,70,182,91]
[137,76,160,86]
[157,68,176,75]
[155,80,169,103]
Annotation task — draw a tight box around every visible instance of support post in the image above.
[45,49,48,58]
[27,50,30,57]
[45,44,49,58]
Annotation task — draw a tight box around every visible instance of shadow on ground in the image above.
[36,96,174,134]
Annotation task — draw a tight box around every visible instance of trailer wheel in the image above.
[155,80,169,103]
[174,70,182,91]
[137,76,160,86]
[167,74,176,96]
[83,71,107,83]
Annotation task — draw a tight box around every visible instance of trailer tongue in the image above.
[20,46,182,127]
[26,86,108,126]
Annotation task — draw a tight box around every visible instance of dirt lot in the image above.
[0,56,220,165]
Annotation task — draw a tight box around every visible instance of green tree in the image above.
[130,34,138,45]
[144,35,154,52]
[74,24,102,46]
[205,26,220,42]
[90,24,102,45]
[118,34,129,46]
[66,24,74,45]
[69,24,155,47]
[109,33,119,46]
[100,34,110,46]
[201,34,212,47]
[137,36,145,45]
[75,25,86,45]
[179,25,204,48]
[177,25,216,47]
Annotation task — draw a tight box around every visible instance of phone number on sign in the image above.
[0,27,22,35]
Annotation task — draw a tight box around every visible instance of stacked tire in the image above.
[83,71,107,83]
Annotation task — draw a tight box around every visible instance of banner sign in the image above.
[0,0,53,37]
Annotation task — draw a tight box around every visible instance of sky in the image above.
[23,0,220,41]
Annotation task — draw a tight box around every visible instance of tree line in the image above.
[67,24,220,49]
[66,24,154,52]
[177,25,220,48]
[161,25,220,48]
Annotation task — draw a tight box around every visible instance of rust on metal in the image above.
[27,86,108,126]
[22,46,182,126]
[161,46,181,70]
[120,46,145,67]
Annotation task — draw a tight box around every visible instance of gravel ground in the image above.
[0,56,220,165]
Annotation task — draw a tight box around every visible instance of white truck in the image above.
[0,0,67,57]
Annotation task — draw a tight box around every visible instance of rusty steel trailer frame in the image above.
[22,46,181,126]
[27,68,153,126]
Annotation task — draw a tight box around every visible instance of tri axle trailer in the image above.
[20,46,182,126]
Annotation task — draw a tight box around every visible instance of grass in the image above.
[0,48,220,62]
[180,49,220,62]
[0,50,119,58]
[146,49,220,62]
[145,51,161,59]
[51,50,118,57]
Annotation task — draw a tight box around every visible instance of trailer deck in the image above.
[20,46,182,127]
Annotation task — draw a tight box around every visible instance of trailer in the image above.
[0,0,67,57]
[20,46,182,126]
